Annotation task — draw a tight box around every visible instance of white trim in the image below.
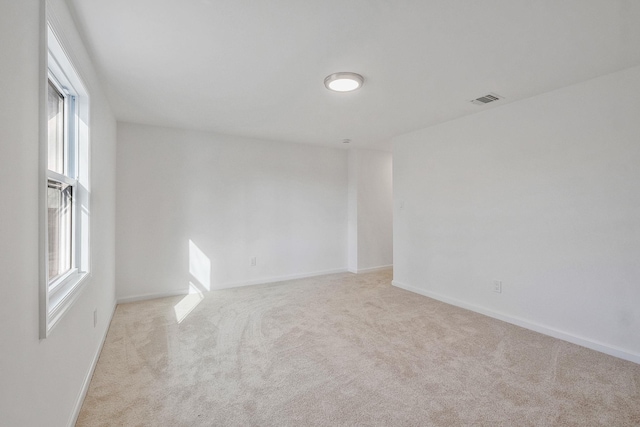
[67,301,117,427]
[38,0,49,339]
[351,264,393,274]
[211,268,348,290]
[46,271,90,336]
[41,15,91,339]
[117,268,349,304]
[392,280,640,365]
[117,289,190,304]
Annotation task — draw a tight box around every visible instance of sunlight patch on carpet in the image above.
[174,282,204,323]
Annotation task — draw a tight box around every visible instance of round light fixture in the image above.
[324,72,364,92]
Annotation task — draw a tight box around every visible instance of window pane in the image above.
[47,80,64,174]
[48,181,72,282]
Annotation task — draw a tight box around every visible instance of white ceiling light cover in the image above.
[324,72,364,92]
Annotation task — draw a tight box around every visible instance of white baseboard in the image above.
[117,289,189,304]
[392,280,640,365]
[353,264,393,274]
[68,300,118,427]
[117,268,349,304]
[214,268,349,290]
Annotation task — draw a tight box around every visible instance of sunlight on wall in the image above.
[189,239,211,291]
[174,282,204,323]
[80,202,89,272]
[174,240,212,323]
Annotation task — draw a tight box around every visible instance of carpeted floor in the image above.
[77,270,640,426]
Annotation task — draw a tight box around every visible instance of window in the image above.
[40,24,90,338]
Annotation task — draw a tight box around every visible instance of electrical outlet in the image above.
[493,281,502,293]
[250,256,257,267]
[93,309,98,327]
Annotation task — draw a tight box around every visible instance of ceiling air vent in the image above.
[470,92,503,106]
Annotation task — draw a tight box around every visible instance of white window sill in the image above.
[44,271,90,338]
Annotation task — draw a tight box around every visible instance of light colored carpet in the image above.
[77,270,640,426]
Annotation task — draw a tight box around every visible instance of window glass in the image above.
[47,181,72,283]
[47,80,65,174]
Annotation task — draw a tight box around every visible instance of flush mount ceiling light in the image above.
[324,72,364,92]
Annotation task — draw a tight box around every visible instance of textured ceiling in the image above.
[68,0,640,150]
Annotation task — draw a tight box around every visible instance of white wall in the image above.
[116,123,348,300]
[0,1,117,426]
[347,150,359,272]
[393,65,640,363]
[347,149,393,272]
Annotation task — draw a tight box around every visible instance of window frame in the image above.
[40,21,91,339]
[46,75,77,287]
